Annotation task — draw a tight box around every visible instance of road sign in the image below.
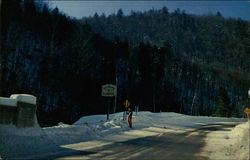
[244,107,250,119]
[244,107,250,114]
[123,99,131,108]
[102,84,117,97]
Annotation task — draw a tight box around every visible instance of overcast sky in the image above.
[49,1,250,21]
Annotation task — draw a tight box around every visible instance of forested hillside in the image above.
[85,8,250,116]
[1,0,121,125]
[86,8,249,71]
[1,0,249,126]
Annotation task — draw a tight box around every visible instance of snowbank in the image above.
[201,121,249,160]
[74,111,245,130]
[232,121,249,160]
[0,123,98,159]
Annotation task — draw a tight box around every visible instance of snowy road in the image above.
[1,112,248,159]
[44,122,241,160]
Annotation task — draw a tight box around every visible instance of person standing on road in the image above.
[128,107,133,128]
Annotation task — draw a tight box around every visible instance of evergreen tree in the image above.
[215,98,228,117]
[117,9,124,18]
[215,88,231,117]
[231,105,239,117]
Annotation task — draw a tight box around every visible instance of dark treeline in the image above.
[1,0,249,126]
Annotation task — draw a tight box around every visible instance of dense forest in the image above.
[1,0,249,126]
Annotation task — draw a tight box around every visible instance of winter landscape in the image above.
[1,0,250,159]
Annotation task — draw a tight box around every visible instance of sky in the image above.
[49,1,250,21]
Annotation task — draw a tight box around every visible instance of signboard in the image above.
[123,99,131,108]
[244,107,250,114]
[244,107,250,119]
[102,84,117,97]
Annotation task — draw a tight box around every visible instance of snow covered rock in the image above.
[0,97,17,107]
[10,94,36,105]
[0,94,36,106]
[0,94,37,127]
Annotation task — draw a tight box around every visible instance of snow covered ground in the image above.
[201,121,249,160]
[0,111,248,159]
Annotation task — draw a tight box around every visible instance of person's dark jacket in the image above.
[128,110,133,118]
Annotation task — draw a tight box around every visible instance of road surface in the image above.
[41,123,240,160]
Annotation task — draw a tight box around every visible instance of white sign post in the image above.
[102,84,117,120]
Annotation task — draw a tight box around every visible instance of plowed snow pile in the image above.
[201,121,249,160]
